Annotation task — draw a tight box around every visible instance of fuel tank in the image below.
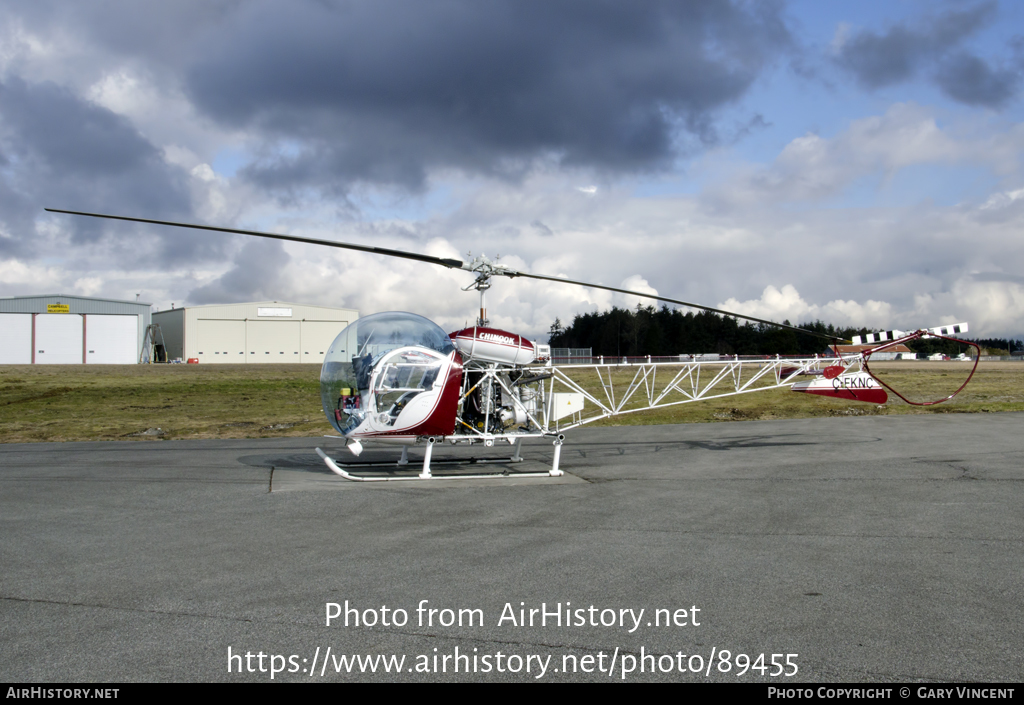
[449,326,537,365]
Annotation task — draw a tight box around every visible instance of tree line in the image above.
[547,306,1023,357]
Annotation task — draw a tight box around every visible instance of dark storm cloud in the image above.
[0,167,34,258]
[180,0,792,193]
[973,272,1024,285]
[0,79,162,176]
[0,78,216,265]
[530,220,554,237]
[935,52,1020,108]
[833,2,1020,108]
[188,239,292,304]
[834,3,993,88]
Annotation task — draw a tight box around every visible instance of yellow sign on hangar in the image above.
[47,304,70,313]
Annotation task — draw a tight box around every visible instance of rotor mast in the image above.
[461,253,516,327]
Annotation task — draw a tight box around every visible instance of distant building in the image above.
[0,294,152,364]
[153,301,358,364]
[829,344,915,361]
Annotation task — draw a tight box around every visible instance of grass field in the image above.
[1,361,1021,443]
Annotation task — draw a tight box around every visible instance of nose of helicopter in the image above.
[319,311,457,435]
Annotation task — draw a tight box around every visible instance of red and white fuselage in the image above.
[343,346,464,443]
[791,370,888,404]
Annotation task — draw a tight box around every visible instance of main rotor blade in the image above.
[46,207,842,342]
[516,271,844,343]
[43,209,465,270]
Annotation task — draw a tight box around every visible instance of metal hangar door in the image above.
[35,314,84,364]
[196,319,246,363]
[86,315,138,364]
[300,320,348,363]
[247,320,301,362]
[0,314,32,364]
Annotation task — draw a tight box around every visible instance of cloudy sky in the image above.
[2,0,1023,339]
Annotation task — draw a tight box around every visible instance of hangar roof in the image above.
[159,300,346,310]
[1,293,152,305]
[0,294,152,314]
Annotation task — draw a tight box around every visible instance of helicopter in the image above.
[44,208,980,481]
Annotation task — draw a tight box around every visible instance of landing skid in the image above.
[315,435,565,482]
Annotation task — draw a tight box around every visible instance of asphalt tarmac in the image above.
[1,413,1022,683]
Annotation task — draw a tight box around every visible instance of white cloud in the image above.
[0,259,66,292]
[718,284,895,329]
[0,21,67,76]
[73,277,104,297]
[87,70,146,117]
[707,103,1024,206]
[980,187,1024,210]
[917,278,1024,335]
[190,164,217,182]
[615,275,659,310]
[829,22,851,55]
[717,279,1024,339]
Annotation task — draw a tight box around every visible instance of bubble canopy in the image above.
[320,312,456,433]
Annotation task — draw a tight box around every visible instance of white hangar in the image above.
[0,294,152,364]
[152,301,359,364]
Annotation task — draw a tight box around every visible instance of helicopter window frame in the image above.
[370,347,448,419]
[372,349,446,392]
